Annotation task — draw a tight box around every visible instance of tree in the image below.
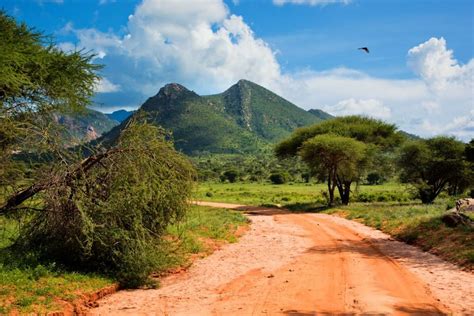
[299,135,367,205]
[276,116,402,205]
[0,13,197,287]
[4,122,195,287]
[0,11,100,189]
[398,136,472,203]
[366,172,384,185]
[222,170,238,183]
[269,172,288,184]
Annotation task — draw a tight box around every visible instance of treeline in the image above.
[276,116,473,205]
[192,154,311,184]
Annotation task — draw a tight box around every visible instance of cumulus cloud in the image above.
[64,0,280,95]
[61,0,473,141]
[95,78,120,93]
[273,0,351,6]
[322,98,391,119]
[407,37,474,92]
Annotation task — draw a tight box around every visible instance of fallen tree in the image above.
[3,122,196,287]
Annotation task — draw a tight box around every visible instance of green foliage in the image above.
[222,170,239,183]
[398,136,472,203]
[269,172,288,184]
[276,116,402,206]
[0,11,101,192]
[193,153,309,183]
[275,115,402,158]
[15,122,196,287]
[366,172,385,185]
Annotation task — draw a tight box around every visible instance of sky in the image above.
[3,0,474,140]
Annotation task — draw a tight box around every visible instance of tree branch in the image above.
[0,148,126,214]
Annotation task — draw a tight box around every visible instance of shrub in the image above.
[269,173,287,185]
[222,170,238,183]
[366,172,385,185]
[15,123,196,287]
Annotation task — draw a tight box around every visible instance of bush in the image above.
[15,123,196,287]
[366,172,385,185]
[269,173,288,185]
[221,170,238,183]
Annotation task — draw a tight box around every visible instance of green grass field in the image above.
[195,181,412,206]
[0,205,248,314]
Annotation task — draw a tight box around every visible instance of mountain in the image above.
[55,109,119,144]
[106,109,135,123]
[308,109,333,120]
[100,80,328,155]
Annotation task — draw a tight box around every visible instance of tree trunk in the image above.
[341,182,351,205]
[327,177,335,206]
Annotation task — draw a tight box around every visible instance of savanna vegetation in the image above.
[1,8,473,314]
[0,11,248,314]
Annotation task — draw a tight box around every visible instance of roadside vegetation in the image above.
[0,205,247,314]
[196,181,473,269]
[329,203,474,269]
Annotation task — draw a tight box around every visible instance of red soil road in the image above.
[89,202,474,315]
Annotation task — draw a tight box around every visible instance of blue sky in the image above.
[3,0,474,139]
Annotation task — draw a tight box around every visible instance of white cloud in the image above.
[62,1,474,141]
[421,110,474,140]
[273,0,351,6]
[67,0,280,95]
[322,98,392,119]
[421,101,440,114]
[95,78,120,93]
[407,37,474,92]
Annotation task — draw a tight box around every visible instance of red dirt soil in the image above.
[88,202,474,315]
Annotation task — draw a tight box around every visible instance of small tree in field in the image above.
[299,135,367,205]
[276,116,402,205]
[398,136,472,204]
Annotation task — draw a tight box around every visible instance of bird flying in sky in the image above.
[358,47,370,53]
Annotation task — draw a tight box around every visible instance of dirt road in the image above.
[90,202,474,315]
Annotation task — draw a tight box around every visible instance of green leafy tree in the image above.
[269,172,288,185]
[299,135,367,205]
[398,137,472,203]
[276,116,402,205]
[0,11,100,188]
[222,170,238,183]
[6,122,195,287]
[0,13,197,288]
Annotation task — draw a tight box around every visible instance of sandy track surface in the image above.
[89,202,474,315]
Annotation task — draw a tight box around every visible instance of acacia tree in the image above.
[299,134,367,205]
[0,11,100,190]
[398,136,472,203]
[276,116,402,205]
[0,12,197,287]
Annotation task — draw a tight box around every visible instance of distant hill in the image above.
[106,109,135,123]
[55,109,119,144]
[99,80,329,155]
[308,109,334,120]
